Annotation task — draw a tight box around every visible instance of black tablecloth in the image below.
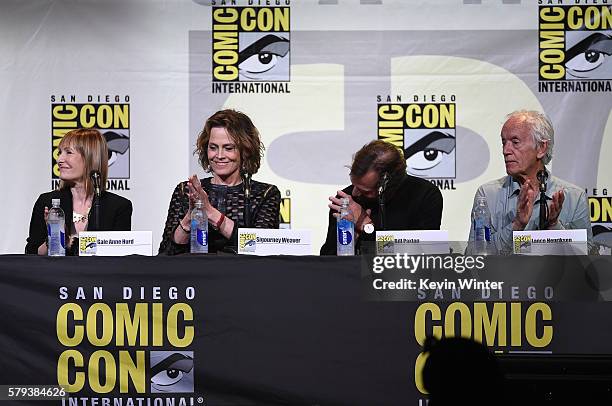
[1,255,612,405]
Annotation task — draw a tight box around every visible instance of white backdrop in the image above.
[1,0,610,254]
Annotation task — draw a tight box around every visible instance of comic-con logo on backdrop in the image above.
[589,187,612,255]
[538,3,612,92]
[377,96,457,191]
[50,95,131,192]
[56,285,199,403]
[211,0,290,94]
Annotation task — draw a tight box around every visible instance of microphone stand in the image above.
[244,173,252,228]
[537,170,548,230]
[90,171,102,231]
[378,173,389,231]
[92,192,101,231]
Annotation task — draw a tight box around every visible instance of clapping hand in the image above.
[547,190,565,227]
[512,179,537,231]
[186,175,212,212]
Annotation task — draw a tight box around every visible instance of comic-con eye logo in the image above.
[377,104,456,179]
[79,236,97,256]
[539,5,612,91]
[150,352,194,393]
[103,130,130,178]
[376,234,394,255]
[513,235,532,255]
[590,195,612,253]
[239,233,257,251]
[211,5,290,93]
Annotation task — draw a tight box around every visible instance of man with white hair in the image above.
[469,110,592,253]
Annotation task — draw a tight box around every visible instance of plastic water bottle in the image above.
[47,198,65,256]
[190,200,208,254]
[337,198,355,256]
[472,196,491,254]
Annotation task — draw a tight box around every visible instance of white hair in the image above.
[506,110,554,165]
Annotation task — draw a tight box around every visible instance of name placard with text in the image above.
[78,231,153,256]
[375,230,450,255]
[513,229,587,255]
[238,228,312,256]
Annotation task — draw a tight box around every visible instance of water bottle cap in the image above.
[195,199,203,208]
[51,198,60,207]
[340,197,349,206]
[476,196,487,205]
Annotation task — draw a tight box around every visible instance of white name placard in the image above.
[376,230,450,255]
[78,231,153,256]
[238,228,312,255]
[513,229,587,255]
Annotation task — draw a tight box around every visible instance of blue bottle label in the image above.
[47,223,65,253]
[337,220,353,246]
[473,219,491,242]
[197,228,208,246]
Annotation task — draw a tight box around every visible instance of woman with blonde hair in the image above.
[26,128,132,255]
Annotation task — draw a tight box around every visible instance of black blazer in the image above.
[26,188,133,255]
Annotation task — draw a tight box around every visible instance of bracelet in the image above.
[215,213,226,230]
[178,221,190,233]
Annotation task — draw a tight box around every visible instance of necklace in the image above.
[73,207,90,224]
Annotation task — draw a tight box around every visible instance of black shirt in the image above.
[320,174,443,255]
[26,188,133,255]
[158,178,281,255]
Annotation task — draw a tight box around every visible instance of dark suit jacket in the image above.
[26,188,132,255]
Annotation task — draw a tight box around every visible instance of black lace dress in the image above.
[158,178,281,255]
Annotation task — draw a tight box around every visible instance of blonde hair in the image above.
[58,128,108,196]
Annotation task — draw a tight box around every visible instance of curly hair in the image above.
[195,109,264,175]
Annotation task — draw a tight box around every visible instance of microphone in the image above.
[378,172,389,198]
[244,173,252,199]
[90,170,102,198]
[537,169,548,193]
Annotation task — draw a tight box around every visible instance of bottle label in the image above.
[197,228,208,246]
[337,219,353,246]
[47,223,66,253]
[473,219,491,242]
